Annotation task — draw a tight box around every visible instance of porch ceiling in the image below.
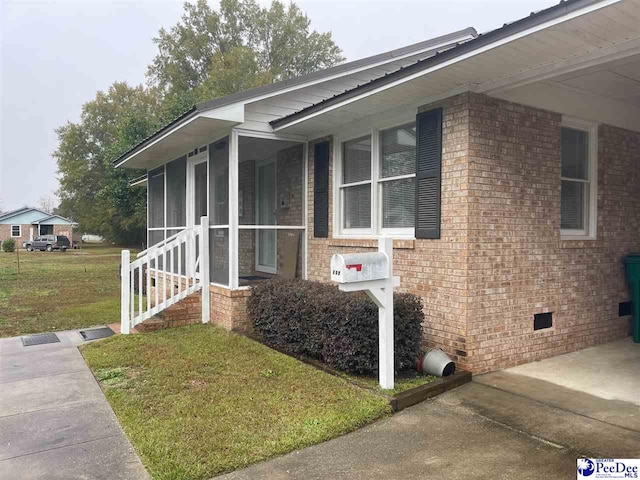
[274,0,640,135]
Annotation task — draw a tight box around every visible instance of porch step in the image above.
[135,316,167,333]
[435,377,640,458]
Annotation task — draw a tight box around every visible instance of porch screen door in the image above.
[256,160,277,274]
[193,161,208,224]
[187,155,208,227]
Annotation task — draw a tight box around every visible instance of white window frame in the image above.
[337,134,374,236]
[334,117,416,239]
[560,116,598,240]
[11,225,21,237]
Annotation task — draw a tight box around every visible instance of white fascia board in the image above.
[273,0,622,132]
[130,177,148,187]
[115,109,244,169]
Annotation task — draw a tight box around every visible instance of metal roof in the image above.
[270,0,607,130]
[31,214,78,225]
[112,28,476,167]
[0,207,76,225]
[0,206,33,222]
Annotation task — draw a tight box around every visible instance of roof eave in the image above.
[270,0,611,130]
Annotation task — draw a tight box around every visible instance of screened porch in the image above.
[146,131,306,290]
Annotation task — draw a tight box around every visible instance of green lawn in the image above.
[0,245,138,337]
[342,371,436,396]
[81,325,391,480]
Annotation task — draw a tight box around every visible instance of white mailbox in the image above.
[329,238,399,390]
[330,252,388,284]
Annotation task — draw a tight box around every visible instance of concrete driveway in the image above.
[222,337,640,479]
[0,329,148,480]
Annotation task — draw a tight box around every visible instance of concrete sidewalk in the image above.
[0,329,148,480]
[221,340,640,479]
[219,393,578,480]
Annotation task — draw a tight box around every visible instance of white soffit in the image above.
[275,0,640,136]
[494,52,640,131]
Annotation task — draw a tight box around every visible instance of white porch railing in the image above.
[120,216,210,334]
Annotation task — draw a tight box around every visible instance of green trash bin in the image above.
[623,253,640,343]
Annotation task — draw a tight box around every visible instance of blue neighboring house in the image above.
[0,207,77,248]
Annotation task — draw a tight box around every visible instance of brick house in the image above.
[0,207,77,248]
[115,0,640,373]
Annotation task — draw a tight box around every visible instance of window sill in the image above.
[560,235,602,249]
[560,235,597,241]
[329,238,415,250]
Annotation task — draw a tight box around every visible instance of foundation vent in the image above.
[619,301,632,317]
[533,312,553,331]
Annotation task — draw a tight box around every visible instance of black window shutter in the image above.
[415,108,443,239]
[314,141,330,238]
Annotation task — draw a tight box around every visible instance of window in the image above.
[561,118,597,239]
[337,122,417,236]
[379,123,416,232]
[11,225,20,237]
[341,136,372,230]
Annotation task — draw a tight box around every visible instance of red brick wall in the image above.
[303,92,638,373]
[306,93,473,369]
[0,224,74,249]
[0,224,36,248]
[465,93,638,372]
[148,91,639,374]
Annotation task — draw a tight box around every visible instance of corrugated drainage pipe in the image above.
[417,349,456,377]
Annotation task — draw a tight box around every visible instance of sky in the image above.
[0,0,557,212]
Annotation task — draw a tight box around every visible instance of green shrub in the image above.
[2,238,16,252]
[248,279,424,375]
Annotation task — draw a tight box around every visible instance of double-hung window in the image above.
[341,136,372,231]
[337,122,417,237]
[11,225,20,237]
[560,118,597,239]
[379,123,416,234]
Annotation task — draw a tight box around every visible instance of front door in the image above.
[256,160,277,274]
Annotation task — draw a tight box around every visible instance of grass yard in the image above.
[0,244,138,337]
[81,325,391,480]
[342,371,437,396]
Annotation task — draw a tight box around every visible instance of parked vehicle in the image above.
[81,234,105,243]
[24,235,70,252]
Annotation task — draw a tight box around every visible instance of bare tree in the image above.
[38,195,58,214]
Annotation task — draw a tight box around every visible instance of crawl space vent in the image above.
[534,312,553,331]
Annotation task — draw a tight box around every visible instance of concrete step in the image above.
[436,380,640,459]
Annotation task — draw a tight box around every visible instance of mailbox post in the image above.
[330,237,399,389]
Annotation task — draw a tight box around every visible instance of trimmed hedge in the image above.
[247,279,423,375]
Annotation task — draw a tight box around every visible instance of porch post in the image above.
[229,130,239,289]
[120,250,131,334]
[200,216,210,323]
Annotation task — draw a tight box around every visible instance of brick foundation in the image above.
[209,285,252,332]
